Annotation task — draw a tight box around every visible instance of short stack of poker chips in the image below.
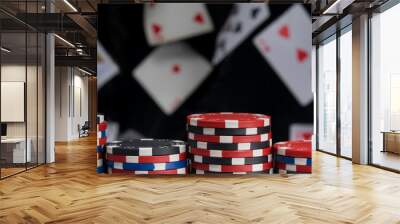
[106,139,188,175]
[187,112,273,174]
[273,140,312,174]
[96,114,107,173]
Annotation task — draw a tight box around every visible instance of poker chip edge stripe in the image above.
[107,153,187,163]
[191,162,272,172]
[107,145,186,156]
[188,139,270,150]
[275,162,312,173]
[107,160,187,171]
[188,132,270,143]
[189,147,272,158]
[187,113,271,128]
[275,155,312,166]
[187,125,271,136]
[108,167,187,174]
[192,154,272,165]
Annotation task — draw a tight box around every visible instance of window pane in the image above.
[339,28,352,158]
[318,36,337,154]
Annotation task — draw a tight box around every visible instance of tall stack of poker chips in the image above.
[273,140,312,174]
[97,114,108,173]
[187,113,273,174]
[106,139,188,175]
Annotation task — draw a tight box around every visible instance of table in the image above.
[1,138,31,163]
[381,131,400,154]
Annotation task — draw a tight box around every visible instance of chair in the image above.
[79,121,90,138]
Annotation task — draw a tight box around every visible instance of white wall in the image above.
[55,66,70,141]
[1,64,46,163]
[1,65,37,138]
[55,67,89,141]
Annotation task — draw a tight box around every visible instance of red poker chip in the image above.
[97,152,104,159]
[189,147,272,158]
[191,162,272,172]
[97,137,107,146]
[275,162,312,173]
[108,167,187,175]
[273,140,312,158]
[188,132,270,143]
[187,113,270,128]
[106,152,186,163]
[97,122,108,132]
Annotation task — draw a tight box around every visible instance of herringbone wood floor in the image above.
[1,135,400,224]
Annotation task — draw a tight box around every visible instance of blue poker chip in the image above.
[96,166,106,173]
[107,160,187,171]
[275,155,312,166]
[97,145,105,153]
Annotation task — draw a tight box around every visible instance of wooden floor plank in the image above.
[0,135,400,223]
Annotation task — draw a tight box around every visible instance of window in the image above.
[317,35,337,154]
[339,27,352,158]
[370,3,400,171]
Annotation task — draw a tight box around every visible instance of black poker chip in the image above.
[187,125,270,136]
[187,139,271,150]
[106,139,186,156]
[191,154,272,165]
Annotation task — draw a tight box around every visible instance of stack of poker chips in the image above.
[106,139,188,175]
[96,114,108,173]
[187,112,273,174]
[273,140,312,174]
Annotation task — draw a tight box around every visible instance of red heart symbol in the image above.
[172,64,181,74]
[296,48,308,63]
[278,25,290,39]
[193,13,204,24]
[152,23,162,35]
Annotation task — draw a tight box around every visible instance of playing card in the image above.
[144,3,214,46]
[132,43,212,115]
[212,3,270,64]
[97,41,119,89]
[289,123,313,140]
[253,4,312,106]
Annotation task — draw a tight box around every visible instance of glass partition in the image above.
[0,1,46,179]
[1,31,28,177]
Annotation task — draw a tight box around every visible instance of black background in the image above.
[98,4,312,142]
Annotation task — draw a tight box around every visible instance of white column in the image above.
[352,14,369,164]
[46,32,55,163]
[46,0,56,163]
